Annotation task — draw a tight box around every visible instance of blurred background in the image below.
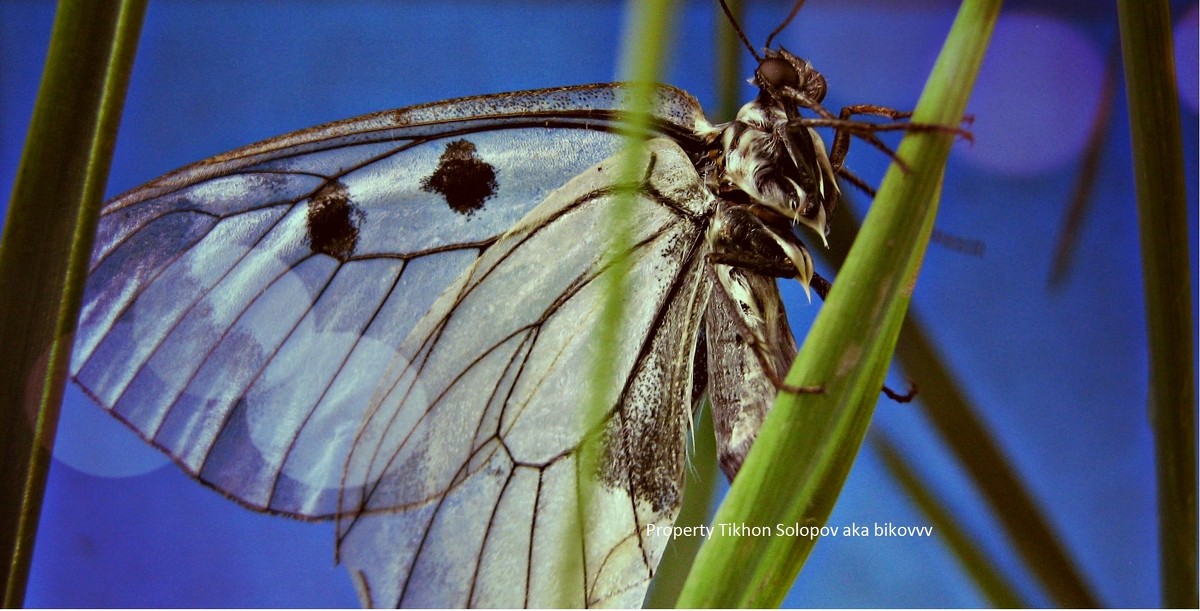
[2,0,1196,607]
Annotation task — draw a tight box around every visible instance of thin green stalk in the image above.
[1116,1,1198,607]
[574,0,677,605]
[645,401,717,608]
[676,1,1000,606]
[0,1,147,606]
[644,5,743,605]
[714,0,745,122]
[873,434,1028,608]
[896,313,1102,606]
[818,199,1101,607]
[1047,44,1120,289]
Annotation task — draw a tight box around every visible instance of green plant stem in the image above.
[894,312,1102,606]
[576,0,677,605]
[714,0,744,122]
[1116,1,1198,607]
[0,1,147,606]
[820,193,1101,608]
[676,1,1000,606]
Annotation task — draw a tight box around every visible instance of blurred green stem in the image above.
[644,2,741,604]
[1116,1,1198,607]
[0,1,146,606]
[578,0,677,605]
[819,198,1102,607]
[873,433,1028,608]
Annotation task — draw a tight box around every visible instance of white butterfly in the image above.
[70,19,938,604]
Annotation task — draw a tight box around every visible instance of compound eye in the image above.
[807,72,827,103]
[758,57,799,89]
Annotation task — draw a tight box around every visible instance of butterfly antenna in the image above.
[764,0,807,49]
[718,0,761,61]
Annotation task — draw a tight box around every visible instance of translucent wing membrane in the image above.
[71,84,715,607]
[338,139,715,607]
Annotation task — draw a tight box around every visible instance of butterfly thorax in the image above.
[703,48,841,247]
[720,98,839,244]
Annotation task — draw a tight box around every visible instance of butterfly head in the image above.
[754,48,826,108]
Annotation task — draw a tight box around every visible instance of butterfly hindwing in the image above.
[336,138,716,607]
[706,264,798,481]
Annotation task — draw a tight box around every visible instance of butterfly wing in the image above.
[337,137,715,607]
[705,264,798,481]
[71,85,712,606]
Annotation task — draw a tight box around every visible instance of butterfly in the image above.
[67,3,955,607]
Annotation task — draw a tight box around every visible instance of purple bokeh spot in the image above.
[1175,4,1198,114]
[960,13,1105,174]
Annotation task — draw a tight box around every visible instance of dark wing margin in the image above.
[97,83,709,213]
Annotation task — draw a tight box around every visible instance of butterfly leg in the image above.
[844,107,973,167]
[882,380,918,403]
[783,103,972,176]
[809,269,919,404]
[706,202,821,395]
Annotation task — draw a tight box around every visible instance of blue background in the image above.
[2,0,1197,607]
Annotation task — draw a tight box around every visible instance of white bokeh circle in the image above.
[54,385,171,478]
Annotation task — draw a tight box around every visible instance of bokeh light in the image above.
[960,12,1105,174]
[1175,4,1199,114]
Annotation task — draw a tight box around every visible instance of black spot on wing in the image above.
[307,180,362,261]
[420,139,498,216]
